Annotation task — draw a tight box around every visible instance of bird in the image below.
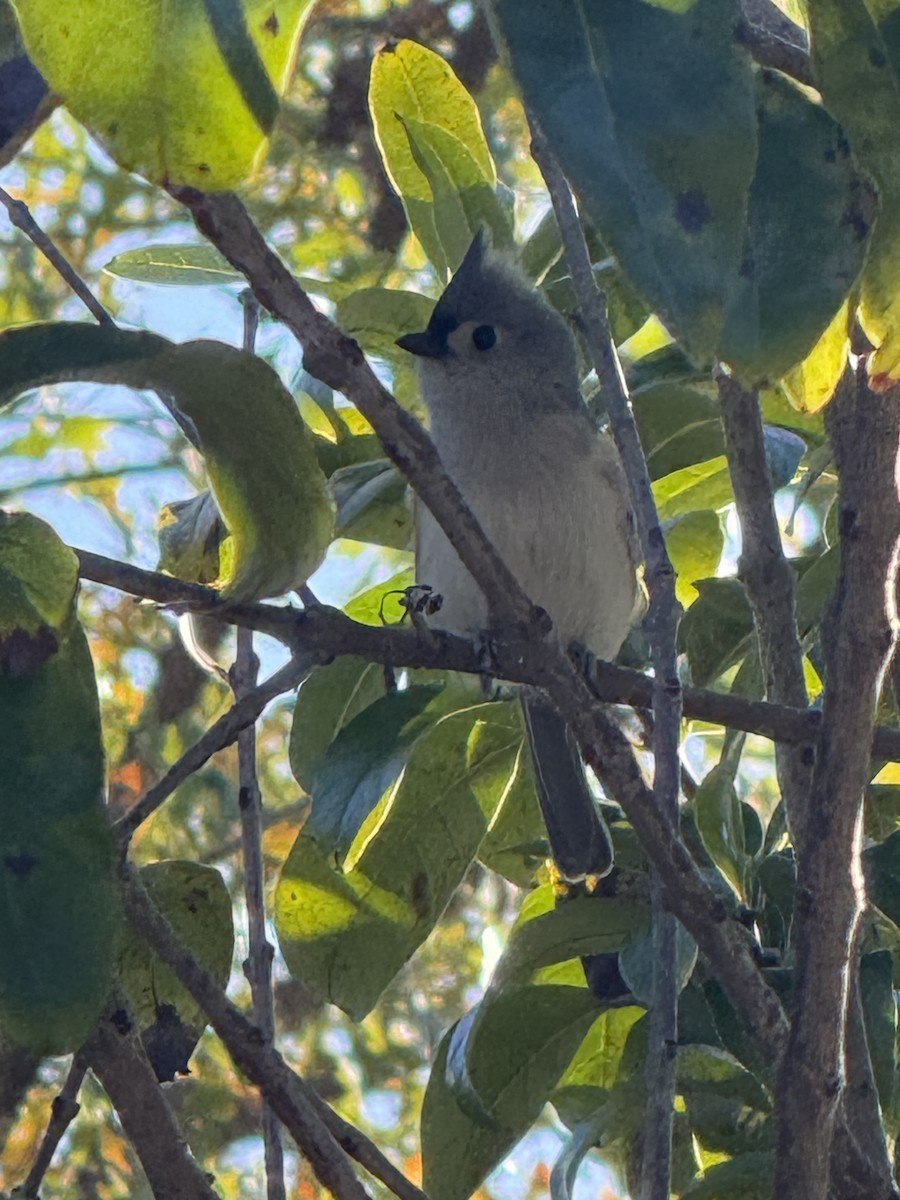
[397,230,643,882]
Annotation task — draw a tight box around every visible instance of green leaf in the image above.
[618,921,698,1004]
[119,861,234,1076]
[157,492,224,587]
[0,810,120,1055]
[369,39,507,277]
[665,510,724,606]
[104,243,248,286]
[678,1044,771,1112]
[275,704,496,1019]
[860,950,897,1115]
[491,884,649,992]
[301,684,442,855]
[653,457,734,521]
[556,1004,646,1096]
[103,243,347,296]
[11,0,316,188]
[808,0,900,385]
[476,742,546,887]
[0,514,119,1054]
[0,323,335,602]
[632,384,724,482]
[289,656,388,794]
[681,1150,775,1198]
[756,851,796,952]
[692,736,749,899]
[491,0,758,365]
[717,69,873,385]
[331,459,412,549]
[343,567,415,625]
[795,547,840,639]
[493,0,870,383]
[421,986,601,1200]
[0,510,79,669]
[865,830,900,928]
[781,300,851,413]
[336,287,435,357]
[679,578,754,687]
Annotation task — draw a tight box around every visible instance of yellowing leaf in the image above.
[781,299,851,412]
[11,0,315,188]
[369,39,507,276]
[0,510,79,659]
[0,323,335,602]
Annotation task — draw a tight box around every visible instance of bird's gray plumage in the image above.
[399,231,642,880]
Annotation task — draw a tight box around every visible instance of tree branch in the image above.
[737,0,813,87]
[233,290,286,1200]
[718,373,813,842]
[120,866,429,1200]
[84,1005,220,1200]
[74,548,900,763]
[0,186,114,326]
[529,125,682,1200]
[774,367,900,1199]
[828,965,899,1199]
[115,655,313,842]
[14,1054,87,1199]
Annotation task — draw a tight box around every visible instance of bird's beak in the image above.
[396,329,450,358]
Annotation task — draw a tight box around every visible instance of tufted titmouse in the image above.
[397,232,643,881]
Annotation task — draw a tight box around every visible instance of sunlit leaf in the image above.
[369,38,509,276]
[0,322,334,602]
[12,0,316,188]
[808,0,900,386]
[276,703,499,1019]
[422,986,602,1200]
[664,510,724,606]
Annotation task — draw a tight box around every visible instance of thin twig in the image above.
[233,289,285,1200]
[529,123,681,1200]
[72,548,900,763]
[736,0,813,86]
[121,865,429,1200]
[115,656,312,842]
[718,374,812,844]
[0,186,114,325]
[15,1054,88,1199]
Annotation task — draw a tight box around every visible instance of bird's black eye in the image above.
[472,324,497,351]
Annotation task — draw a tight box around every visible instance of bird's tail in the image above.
[521,688,614,883]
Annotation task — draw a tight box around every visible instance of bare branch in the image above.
[120,866,429,1200]
[14,1055,87,1199]
[73,548,900,763]
[115,656,312,842]
[529,125,681,1200]
[718,373,812,841]
[737,0,813,87]
[774,368,900,1199]
[229,289,285,1200]
[0,186,114,325]
[84,1007,220,1200]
